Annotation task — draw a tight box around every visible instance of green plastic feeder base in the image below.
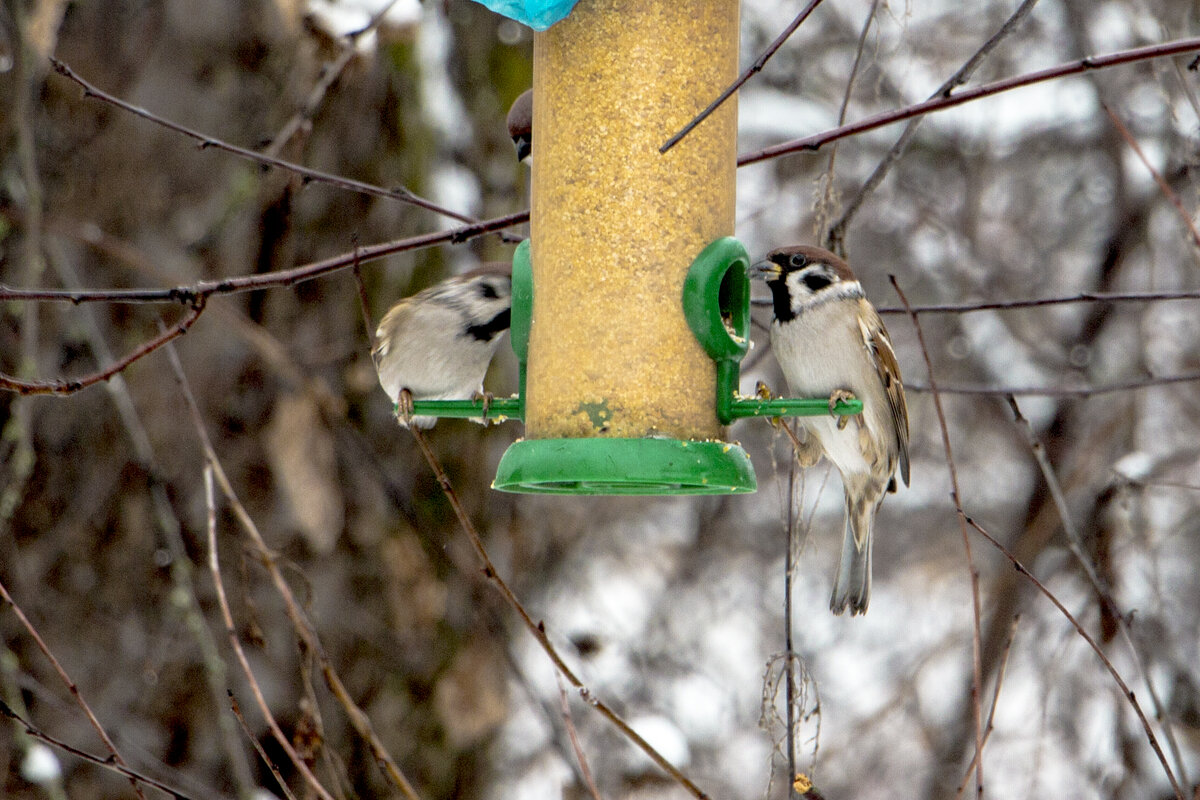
[492,437,757,495]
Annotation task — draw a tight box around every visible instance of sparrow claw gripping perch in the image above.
[829,388,858,430]
[472,390,495,424]
[397,387,416,426]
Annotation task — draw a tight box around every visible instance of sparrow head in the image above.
[506,90,533,164]
[748,245,861,322]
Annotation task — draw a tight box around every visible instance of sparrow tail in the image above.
[830,495,874,616]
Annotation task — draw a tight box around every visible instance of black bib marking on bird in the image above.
[466,308,512,342]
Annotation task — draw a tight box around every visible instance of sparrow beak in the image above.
[513,134,532,164]
[746,259,781,280]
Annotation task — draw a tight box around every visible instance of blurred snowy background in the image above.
[3,0,1200,798]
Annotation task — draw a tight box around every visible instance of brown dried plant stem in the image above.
[888,277,986,798]
[228,686,301,800]
[203,466,338,800]
[0,579,148,800]
[167,345,425,800]
[403,416,710,800]
[739,35,1200,165]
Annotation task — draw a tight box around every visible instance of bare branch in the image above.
[962,514,1186,800]
[0,701,198,800]
[659,0,826,153]
[556,675,605,800]
[169,347,425,800]
[48,57,485,228]
[904,371,1200,396]
[889,276,986,797]
[0,209,528,305]
[1007,396,1190,787]
[0,579,148,799]
[1103,103,1200,254]
[0,298,205,395]
[826,0,1041,249]
[739,35,1200,166]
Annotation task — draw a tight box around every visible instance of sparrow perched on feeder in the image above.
[506,89,533,164]
[372,264,512,429]
[749,245,910,616]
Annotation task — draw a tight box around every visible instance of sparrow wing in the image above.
[857,300,910,486]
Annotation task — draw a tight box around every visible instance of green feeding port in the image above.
[682,237,864,424]
[409,238,861,495]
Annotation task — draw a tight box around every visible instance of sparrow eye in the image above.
[788,253,807,268]
[479,282,499,300]
[802,272,832,292]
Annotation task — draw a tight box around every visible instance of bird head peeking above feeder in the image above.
[507,90,533,165]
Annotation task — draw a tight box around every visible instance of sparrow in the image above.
[506,89,532,164]
[372,264,512,429]
[749,245,910,616]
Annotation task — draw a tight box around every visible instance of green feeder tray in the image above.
[492,437,756,495]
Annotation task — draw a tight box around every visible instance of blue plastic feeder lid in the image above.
[468,0,580,30]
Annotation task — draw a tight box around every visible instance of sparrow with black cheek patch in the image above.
[372,264,512,429]
[749,246,910,616]
[506,89,532,164]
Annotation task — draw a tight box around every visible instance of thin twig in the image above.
[0,210,527,304]
[229,692,300,800]
[0,579,148,799]
[48,58,484,229]
[556,675,604,800]
[0,209,528,396]
[903,371,1200,396]
[404,419,710,800]
[263,0,401,158]
[783,451,801,799]
[659,0,826,153]
[962,515,1186,800]
[168,346,425,800]
[351,239,376,347]
[0,701,198,800]
[0,298,204,395]
[751,288,1200,315]
[816,0,880,249]
[889,276,986,798]
[826,0,1040,250]
[954,614,1021,800]
[203,465,337,800]
[1102,103,1200,252]
[739,35,1200,166]
[1007,396,1190,789]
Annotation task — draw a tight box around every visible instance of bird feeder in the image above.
[413,0,862,494]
